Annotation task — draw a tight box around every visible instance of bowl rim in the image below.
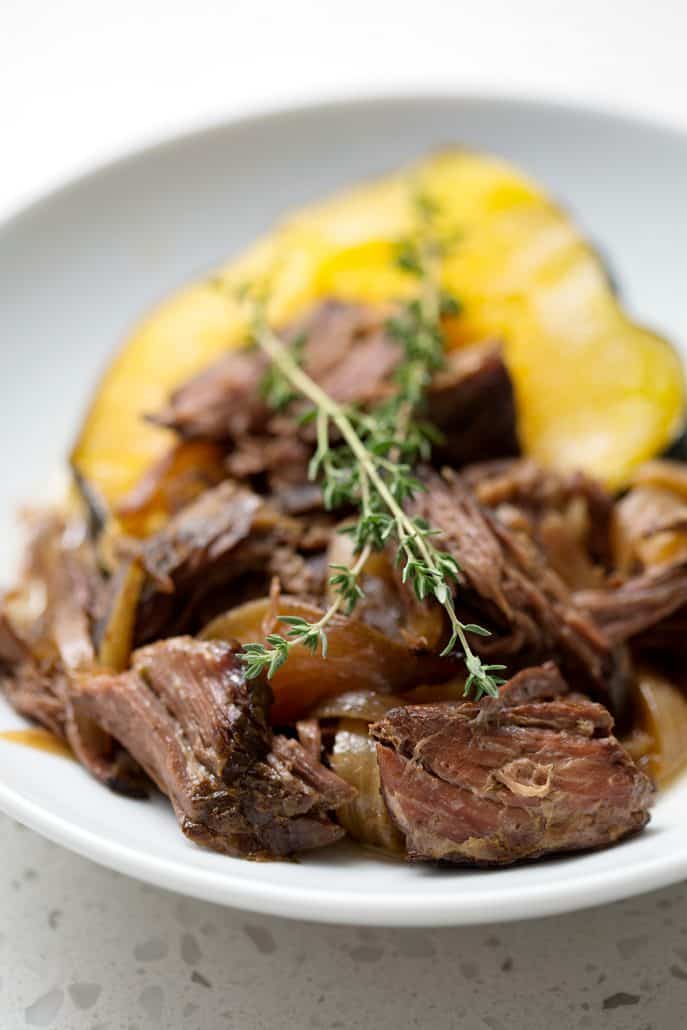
[3,86,687,230]
[2,88,687,926]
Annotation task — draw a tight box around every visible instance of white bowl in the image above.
[1,94,686,926]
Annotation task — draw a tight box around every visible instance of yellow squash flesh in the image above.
[71,150,685,516]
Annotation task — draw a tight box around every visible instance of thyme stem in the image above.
[243,310,501,698]
[234,191,505,699]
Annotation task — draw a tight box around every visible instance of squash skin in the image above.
[71,150,685,518]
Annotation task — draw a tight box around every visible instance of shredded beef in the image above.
[134,480,320,642]
[429,341,518,466]
[0,611,148,797]
[463,459,613,588]
[497,660,570,706]
[371,664,653,866]
[152,301,518,487]
[3,291,677,872]
[151,348,268,442]
[632,606,687,658]
[0,517,148,796]
[575,560,687,647]
[409,469,627,710]
[70,637,354,857]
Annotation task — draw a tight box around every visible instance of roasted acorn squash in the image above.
[71,150,685,520]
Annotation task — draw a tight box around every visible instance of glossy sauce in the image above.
[0,729,73,759]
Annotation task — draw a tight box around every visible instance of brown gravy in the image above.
[0,729,73,759]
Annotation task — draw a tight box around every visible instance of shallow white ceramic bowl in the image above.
[1,94,686,926]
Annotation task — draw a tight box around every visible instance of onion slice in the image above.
[200,596,451,723]
[625,668,687,787]
[330,719,404,854]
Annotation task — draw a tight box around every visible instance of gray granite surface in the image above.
[0,813,683,1028]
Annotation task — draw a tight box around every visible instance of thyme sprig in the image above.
[231,194,504,699]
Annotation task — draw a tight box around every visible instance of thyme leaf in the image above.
[217,193,503,700]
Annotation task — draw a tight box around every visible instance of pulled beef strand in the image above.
[575,560,687,648]
[0,517,148,796]
[371,665,654,866]
[408,469,627,712]
[464,458,613,588]
[585,461,687,658]
[69,637,354,858]
[0,613,66,740]
[134,479,323,644]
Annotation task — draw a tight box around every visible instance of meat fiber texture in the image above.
[70,637,354,858]
[371,665,654,866]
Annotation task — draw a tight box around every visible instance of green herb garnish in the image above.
[222,192,504,700]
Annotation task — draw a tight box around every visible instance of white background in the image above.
[1,0,687,217]
[1,2,687,1027]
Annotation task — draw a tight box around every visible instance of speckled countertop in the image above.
[0,812,683,1028]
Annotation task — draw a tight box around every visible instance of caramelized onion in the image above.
[309,689,404,722]
[200,596,450,723]
[402,677,469,704]
[97,559,145,672]
[614,460,687,573]
[613,486,687,572]
[624,668,687,787]
[309,679,470,720]
[330,719,404,854]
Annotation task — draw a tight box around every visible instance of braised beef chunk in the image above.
[429,342,518,466]
[238,736,354,856]
[70,637,354,858]
[151,302,394,444]
[134,480,316,642]
[64,692,150,797]
[133,637,273,783]
[371,666,654,866]
[140,481,280,593]
[464,459,613,588]
[152,301,518,480]
[151,348,268,442]
[409,469,623,707]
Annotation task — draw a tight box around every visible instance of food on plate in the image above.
[372,665,654,865]
[2,150,685,868]
[70,637,355,857]
[70,151,684,516]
